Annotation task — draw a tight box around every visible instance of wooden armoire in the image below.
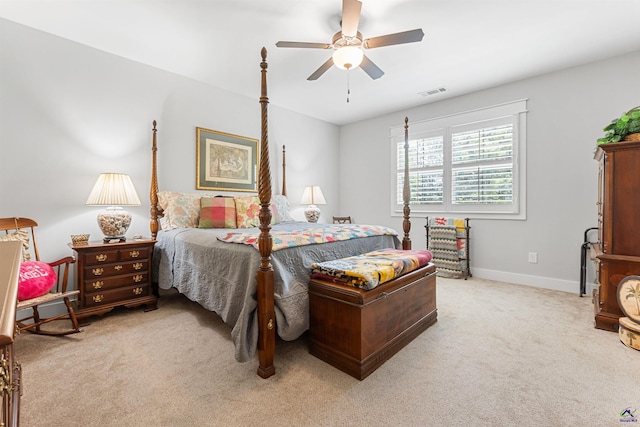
[594,139,640,331]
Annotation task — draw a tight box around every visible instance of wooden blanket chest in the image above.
[309,263,437,380]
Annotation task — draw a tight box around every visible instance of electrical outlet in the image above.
[528,252,538,263]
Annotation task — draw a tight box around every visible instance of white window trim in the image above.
[390,99,528,220]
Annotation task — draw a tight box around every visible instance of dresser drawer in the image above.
[120,247,149,261]
[84,260,148,278]
[82,249,119,265]
[81,247,149,266]
[84,272,149,292]
[84,284,150,307]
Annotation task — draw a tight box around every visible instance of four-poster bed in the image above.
[149,48,420,378]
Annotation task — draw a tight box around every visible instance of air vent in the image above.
[418,87,447,97]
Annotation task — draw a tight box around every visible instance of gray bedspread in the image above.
[152,221,400,362]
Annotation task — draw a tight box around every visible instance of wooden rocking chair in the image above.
[0,217,81,335]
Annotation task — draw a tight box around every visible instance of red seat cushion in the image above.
[18,261,57,301]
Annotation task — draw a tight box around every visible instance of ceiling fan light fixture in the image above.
[332,46,364,70]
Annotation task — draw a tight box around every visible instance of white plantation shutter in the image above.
[451,121,513,204]
[396,134,444,204]
[390,100,527,219]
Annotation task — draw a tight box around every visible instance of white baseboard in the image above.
[471,268,596,296]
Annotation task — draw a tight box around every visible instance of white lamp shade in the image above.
[86,173,141,206]
[300,186,327,205]
[332,46,364,70]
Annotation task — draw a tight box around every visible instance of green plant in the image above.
[597,106,640,145]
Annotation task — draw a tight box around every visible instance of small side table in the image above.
[70,238,158,319]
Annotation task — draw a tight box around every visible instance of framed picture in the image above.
[196,127,259,192]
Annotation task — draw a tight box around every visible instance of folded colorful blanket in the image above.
[310,249,432,290]
[217,224,398,252]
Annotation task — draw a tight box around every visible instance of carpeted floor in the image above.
[14,276,640,426]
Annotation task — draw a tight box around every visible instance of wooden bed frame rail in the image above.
[149,48,412,378]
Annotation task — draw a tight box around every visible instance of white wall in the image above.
[0,19,339,266]
[339,50,640,293]
[3,18,639,297]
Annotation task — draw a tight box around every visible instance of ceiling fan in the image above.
[276,0,424,81]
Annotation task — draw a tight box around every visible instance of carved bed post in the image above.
[402,117,411,250]
[150,120,159,239]
[256,47,276,379]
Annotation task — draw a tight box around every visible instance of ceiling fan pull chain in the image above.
[346,68,351,103]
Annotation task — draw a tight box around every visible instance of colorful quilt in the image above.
[310,249,433,290]
[217,224,398,252]
[428,217,468,278]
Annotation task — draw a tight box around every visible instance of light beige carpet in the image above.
[14,277,640,426]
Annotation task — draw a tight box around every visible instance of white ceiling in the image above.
[2,0,640,125]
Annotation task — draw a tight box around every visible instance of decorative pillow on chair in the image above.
[0,230,31,261]
[18,261,57,301]
[199,197,237,228]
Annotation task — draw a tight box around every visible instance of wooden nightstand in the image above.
[70,239,158,319]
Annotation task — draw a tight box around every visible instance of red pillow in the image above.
[18,261,57,301]
[199,197,237,228]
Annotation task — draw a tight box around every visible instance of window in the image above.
[391,100,527,219]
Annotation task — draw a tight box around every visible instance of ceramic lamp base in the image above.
[97,207,132,241]
[304,205,321,223]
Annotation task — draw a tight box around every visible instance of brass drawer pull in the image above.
[133,275,143,283]
[92,281,104,290]
[133,287,143,295]
[133,262,143,270]
[114,265,123,271]
[96,254,108,262]
[92,268,104,276]
[129,250,140,258]
[92,295,104,303]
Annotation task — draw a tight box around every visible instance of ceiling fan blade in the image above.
[341,0,362,38]
[363,28,425,49]
[360,54,384,80]
[307,57,335,81]
[276,41,332,49]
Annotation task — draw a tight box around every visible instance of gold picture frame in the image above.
[196,127,259,192]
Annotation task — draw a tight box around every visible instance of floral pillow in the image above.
[157,191,214,230]
[272,195,294,222]
[199,197,237,229]
[235,195,293,228]
[235,196,262,228]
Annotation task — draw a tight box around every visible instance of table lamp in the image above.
[86,173,141,242]
[300,185,326,223]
